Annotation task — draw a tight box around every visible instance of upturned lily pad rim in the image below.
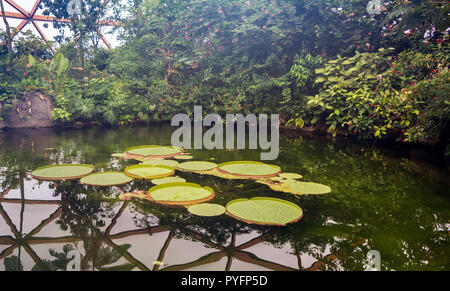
[80,171,134,186]
[31,164,95,181]
[177,161,218,171]
[124,164,175,180]
[187,203,226,217]
[225,197,303,226]
[147,182,215,206]
[125,145,184,158]
[217,161,281,178]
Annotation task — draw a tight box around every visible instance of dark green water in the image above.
[0,125,448,271]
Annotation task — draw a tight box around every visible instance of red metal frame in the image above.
[1,0,119,52]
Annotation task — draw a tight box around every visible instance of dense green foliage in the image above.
[1,0,449,145]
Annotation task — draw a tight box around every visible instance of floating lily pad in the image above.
[174,155,194,160]
[217,161,281,178]
[287,182,332,194]
[187,203,225,217]
[279,173,303,180]
[151,176,186,185]
[125,145,183,158]
[226,197,303,226]
[147,182,215,206]
[177,161,218,172]
[125,165,174,180]
[141,159,179,168]
[80,172,134,186]
[31,164,95,181]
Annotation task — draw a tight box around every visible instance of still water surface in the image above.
[0,125,448,271]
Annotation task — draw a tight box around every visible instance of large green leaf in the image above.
[187,203,225,217]
[217,161,281,177]
[80,172,134,186]
[287,182,332,194]
[226,197,303,226]
[148,182,214,206]
[31,164,95,181]
[177,161,218,171]
[126,145,183,157]
[125,164,174,179]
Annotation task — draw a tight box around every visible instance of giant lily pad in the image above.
[151,176,186,185]
[177,161,218,172]
[217,161,281,178]
[80,172,134,186]
[125,165,174,180]
[147,182,215,206]
[187,203,225,217]
[141,159,179,168]
[287,182,331,194]
[31,164,95,181]
[125,145,183,158]
[226,197,303,226]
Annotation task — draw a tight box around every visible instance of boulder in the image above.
[1,91,54,128]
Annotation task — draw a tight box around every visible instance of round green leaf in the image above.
[31,164,95,181]
[80,172,134,186]
[148,182,215,206]
[226,197,303,226]
[177,161,218,171]
[187,203,226,217]
[287,182,331,194]
[125,145,183,158]
[141,159,179,168]
[279,173,303,180]
[125,165,174,180]
[174,155,194,160]
[151,176,186,185]
[217,161,281,178]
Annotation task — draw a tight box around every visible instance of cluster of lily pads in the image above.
[31,145,331,226]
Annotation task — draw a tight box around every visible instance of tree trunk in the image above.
[0,0,13,68]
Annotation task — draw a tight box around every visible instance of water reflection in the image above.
[0,126,449,271]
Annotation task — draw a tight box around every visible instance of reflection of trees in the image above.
[1,127,449,270]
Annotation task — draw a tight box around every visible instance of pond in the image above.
[0,124,448,271]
